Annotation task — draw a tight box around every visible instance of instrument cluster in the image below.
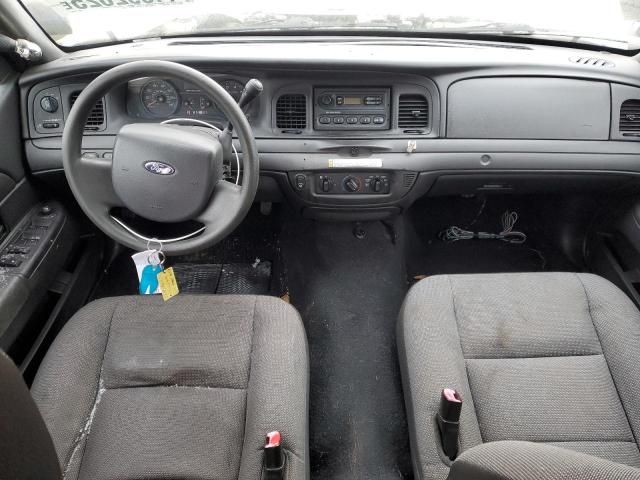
[127,76,248,122]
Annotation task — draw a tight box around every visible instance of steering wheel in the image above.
[62,60,259,255]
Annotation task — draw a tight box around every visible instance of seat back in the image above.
[0,350,61,480]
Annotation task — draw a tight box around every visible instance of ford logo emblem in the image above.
[144,161,175,175]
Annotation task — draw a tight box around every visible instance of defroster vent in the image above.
[70,91,105,130]
[620,100,640,136]
[276,94,307,130]
[570,56,615,68]
[398,95,429,130]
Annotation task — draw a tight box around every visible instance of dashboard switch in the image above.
[319,176,332,193]
[295,174,307,190]
[40,96,59,113]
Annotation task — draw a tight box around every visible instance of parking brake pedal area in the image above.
[171,261,271,295]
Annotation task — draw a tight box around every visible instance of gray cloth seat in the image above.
[398,272,640,480]
[31,295,309,480]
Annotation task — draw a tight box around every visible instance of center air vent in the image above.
[70,91,105,130]
[620,100,640,136]
[570,56,615,68]
[276,94,307,130]
[398,95,429,130]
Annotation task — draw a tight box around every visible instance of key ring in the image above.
[147,250,166,267]
[146,238,163,252]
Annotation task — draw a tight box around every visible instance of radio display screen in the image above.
[343,96,362,105]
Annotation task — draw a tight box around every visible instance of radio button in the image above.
[346,116,358,124]
[373,116,385,124]
[359,116,371,124]
[319,94,334,106]
[333,116,345,124]
[336,96,344,105]
[364,96,382,105]
[319,116,331,124]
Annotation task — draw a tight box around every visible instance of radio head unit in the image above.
[314,87,390,131]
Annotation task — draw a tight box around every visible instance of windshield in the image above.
[20,0,640,50]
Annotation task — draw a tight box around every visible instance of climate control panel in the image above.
[287,170,419,209]
[315,173,391,195]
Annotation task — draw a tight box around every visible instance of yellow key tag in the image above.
[157,267,179,301]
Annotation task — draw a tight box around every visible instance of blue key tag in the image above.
[132,249,164,295]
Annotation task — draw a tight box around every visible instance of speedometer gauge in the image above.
[141,79,180,117]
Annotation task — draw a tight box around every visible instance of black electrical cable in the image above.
[439,210,527,244]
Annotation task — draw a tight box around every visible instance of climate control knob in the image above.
[343,176,361,193]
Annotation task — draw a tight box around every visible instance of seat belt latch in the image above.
[436,388,462,461]
[264,431,285,480]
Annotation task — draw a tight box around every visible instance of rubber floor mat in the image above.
[170,261,271,295]
[217,261,272,294]
[171,264,223,294]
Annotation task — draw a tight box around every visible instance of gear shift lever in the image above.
[237,79,264,110]
[219,79,263,160]
[226,78,263,134]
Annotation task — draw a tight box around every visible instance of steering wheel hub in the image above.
[112,123,223,223]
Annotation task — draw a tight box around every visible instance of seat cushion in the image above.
[31,295,309,480]
[397,272,640,480]
[448,441,640,480]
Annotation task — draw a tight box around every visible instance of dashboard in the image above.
[18,37,640,220]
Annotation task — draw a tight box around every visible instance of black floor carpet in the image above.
[407,195,580,281]
[282,219,413,480]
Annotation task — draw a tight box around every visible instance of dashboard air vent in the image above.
[70,91,105,130]
[276,94,307,130]
[620,100,640,135]
[398,95,429,130]
[570,56,615,68]
[403,172,417,188]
